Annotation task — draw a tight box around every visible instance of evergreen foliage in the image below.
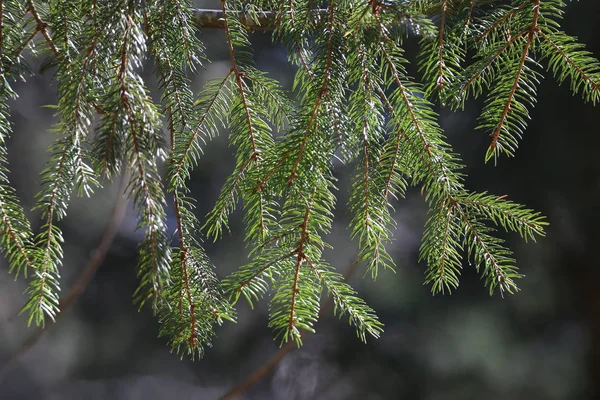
[0,0,596,357]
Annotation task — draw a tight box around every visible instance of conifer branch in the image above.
[219,258,361,400]
[115,8,171,308]
[9,27,38,68]
[288,1,335,187]
[0,0,37,282]
[2,0,594,360]
[463,0,476,28]
[231,249,297,296]
[171,71,233,186]
[222,5,258,157]
[457,32,526,98]
[488,0,540,159]
[0,170,129,379]
[23,135,73,326]
[475,2,527,43]
[455,200,515,293]
[436,0,448,91]
[146,2,233,357]
[286,206,311,342]
[0,198,34,276]
[538,30,600,99]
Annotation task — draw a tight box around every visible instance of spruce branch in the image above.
[538,30,600,102]
[222,3,259,157]
[2,0,597,361]
[287,1,335,187]
[436,0,449,91]
[169,71,234,188]
[475,1,528,43]
[0,170,129,380]
[219,258,361,400]
[146,1,234,357]
[114,5,171,308]
[486,0,540,162]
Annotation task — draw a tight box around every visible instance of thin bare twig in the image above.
[219,258,360,400]
[0,171,130,380]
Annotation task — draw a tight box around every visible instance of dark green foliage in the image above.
[0,0,596,357]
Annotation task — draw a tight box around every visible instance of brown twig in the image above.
[0,171,130,380]
[219,257,360,400]
[26,0,60,58]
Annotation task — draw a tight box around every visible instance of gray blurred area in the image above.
[1,1,599,399]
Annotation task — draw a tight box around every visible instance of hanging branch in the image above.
[0,171,129,379]
[1,0,597,362]
[219,258,361,400]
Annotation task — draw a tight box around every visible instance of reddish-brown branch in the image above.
[173,70,233,180]
[26,0,60,58]
[173,190,197,345]
[288,1,336,186]
[254,150,290,193]
[288,251,303,334]
[222,1,259,157]
[165,87,198,345]
[219,258,360,400]
[234,250,297,292]
[464,0,476,28]
[475,1,528,43]
[287,207,311,336]
[453,202,507,286]
[459,31,526,97]
[489,1,540,151]
[538,30,600,91]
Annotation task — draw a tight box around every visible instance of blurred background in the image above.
[1,1,599,399]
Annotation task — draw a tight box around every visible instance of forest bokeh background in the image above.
[1,1,599,399]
